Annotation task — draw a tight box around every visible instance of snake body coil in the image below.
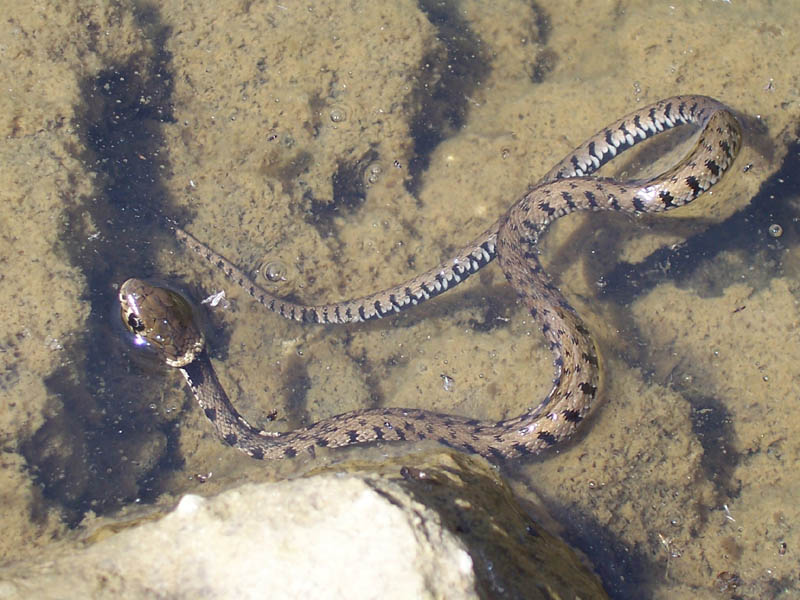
[120,95,741,460]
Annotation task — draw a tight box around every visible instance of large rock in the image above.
[0,453,607,599]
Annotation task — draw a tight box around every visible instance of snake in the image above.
[119,95,741,461]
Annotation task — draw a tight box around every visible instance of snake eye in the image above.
[127,314,145,332]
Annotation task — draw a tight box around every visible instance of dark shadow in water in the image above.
[22,5,191,523]
[406,0,556,196]
[599,139,800,306]
[543,132,800,599]
[689,395,741,500]
[305,148,379,239]
[305,0,499,238]
[404,0,494,198]
[593,135,800,510]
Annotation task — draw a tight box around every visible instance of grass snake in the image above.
[119,95,741,461]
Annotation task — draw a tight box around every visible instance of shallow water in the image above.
[1,0,799,597]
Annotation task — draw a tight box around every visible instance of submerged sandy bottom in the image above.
[1,1,798,597]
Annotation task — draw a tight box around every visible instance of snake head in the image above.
[119,278,205,368]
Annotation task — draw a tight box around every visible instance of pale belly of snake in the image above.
[119,95,742,461]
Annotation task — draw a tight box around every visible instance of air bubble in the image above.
[329,106,348,123]
[262,260,288,283]
[364,161,383,186]
[768,223,783,238]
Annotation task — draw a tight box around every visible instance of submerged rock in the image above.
[0,452,607,599]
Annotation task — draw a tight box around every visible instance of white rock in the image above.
[0,476,477,600]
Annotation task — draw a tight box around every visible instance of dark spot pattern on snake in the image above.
[120,96,741,461]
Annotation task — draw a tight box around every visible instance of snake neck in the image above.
[179,351,287,458]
